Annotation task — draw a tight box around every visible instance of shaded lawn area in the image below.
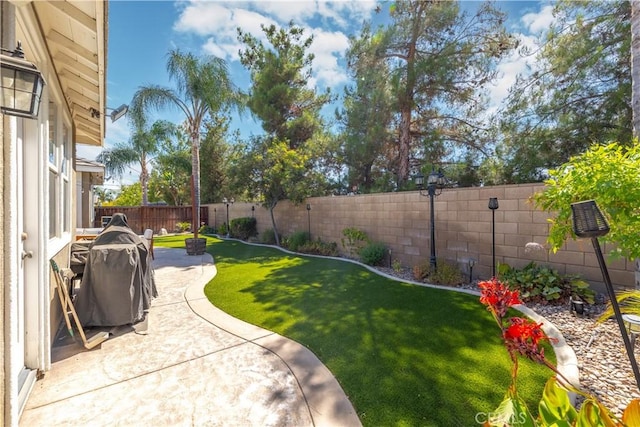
[156,235,553,426]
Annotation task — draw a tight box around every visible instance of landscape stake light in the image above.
[571,200,640,391]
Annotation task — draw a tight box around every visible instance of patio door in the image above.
[15,119,37,408]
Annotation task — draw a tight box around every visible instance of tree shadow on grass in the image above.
[206,240,551,426]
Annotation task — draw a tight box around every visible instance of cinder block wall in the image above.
[206,183,635,289]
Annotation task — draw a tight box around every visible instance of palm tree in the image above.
[130,49,241,239]
[97,120,176,205]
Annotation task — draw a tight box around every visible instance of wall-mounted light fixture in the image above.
[0,42,46,119]
[89,104,128,123]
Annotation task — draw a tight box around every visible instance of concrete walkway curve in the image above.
[20,247,361,427]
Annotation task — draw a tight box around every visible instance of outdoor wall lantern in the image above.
[415,170,445,270]
[488,197,499,277]
[571,200,640,391]
[223,197,234,238]
[1,42,46,119]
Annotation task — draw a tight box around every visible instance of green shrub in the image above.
[341,227,370,258]
[199,225,216,235]
[217,223,228,235]
[261,228,280,245]
[359,242,387,266]
[392,259,402,273]
[498,261,594,304]
[298,239,339,257]
[176,221,191,233]
[429,261,464,287]
[284,231,310,252]
[230,217,257,240]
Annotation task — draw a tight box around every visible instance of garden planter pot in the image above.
[185,238,207,256]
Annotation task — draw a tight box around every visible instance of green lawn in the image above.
[156,235,553,426]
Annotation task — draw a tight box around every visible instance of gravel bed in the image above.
[373,266,640,419]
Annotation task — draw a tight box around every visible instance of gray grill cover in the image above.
[75,214,157,327]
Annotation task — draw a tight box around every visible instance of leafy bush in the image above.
[534,142,640,260]
[230,217,257,240]
[429,261,464,287]
[199,225,216,235]
[341,227,370,258]
[284,231,310,252]
[260,228,280,245]
[498,262,594,304]
[392,259,402,273]
[217,223,228,235]
[359,242,387,266]
[297,239,339,257]
[413,261,431,281]
[176,221,191,233]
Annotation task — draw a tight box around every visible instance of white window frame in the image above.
[47,98,72,253]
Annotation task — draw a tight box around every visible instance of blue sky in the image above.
[78,0,555,187]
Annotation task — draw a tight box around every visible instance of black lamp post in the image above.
[306,204,311,237]
[489,197,499,277]
[223,197,234,237]
[571,200,640,391]
[251,205,255,218]
[415,170,445,270]
[214,208,217,229]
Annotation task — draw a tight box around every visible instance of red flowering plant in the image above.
[479,278,640,426]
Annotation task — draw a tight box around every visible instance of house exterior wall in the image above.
[2,2,106,425]
[206,183,635,291]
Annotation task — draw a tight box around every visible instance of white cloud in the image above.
[250,1,317,24]
[522,4,555,35]
[308,28,350,87]
[490,33,538,107]
[174,1,366,89]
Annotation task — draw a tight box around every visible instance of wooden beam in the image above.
[47,29,97,64]
[48,1,96,32]
[54,50,98,84]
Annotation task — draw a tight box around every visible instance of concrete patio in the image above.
[20,247,360,426]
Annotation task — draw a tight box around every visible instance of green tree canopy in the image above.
[236,21,332,244]
[348,1,513,186]
[96,120,176,205]
[499,0,631,183]
[148,125,192,206]
[534,142,640,261]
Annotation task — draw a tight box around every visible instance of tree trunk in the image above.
[632,1,640,288]
[140,159,149,206]
[269,204,280,247]
[191,134,201,239]
[398,108,412,185]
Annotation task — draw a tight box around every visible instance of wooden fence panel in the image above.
[94,206,208,234]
